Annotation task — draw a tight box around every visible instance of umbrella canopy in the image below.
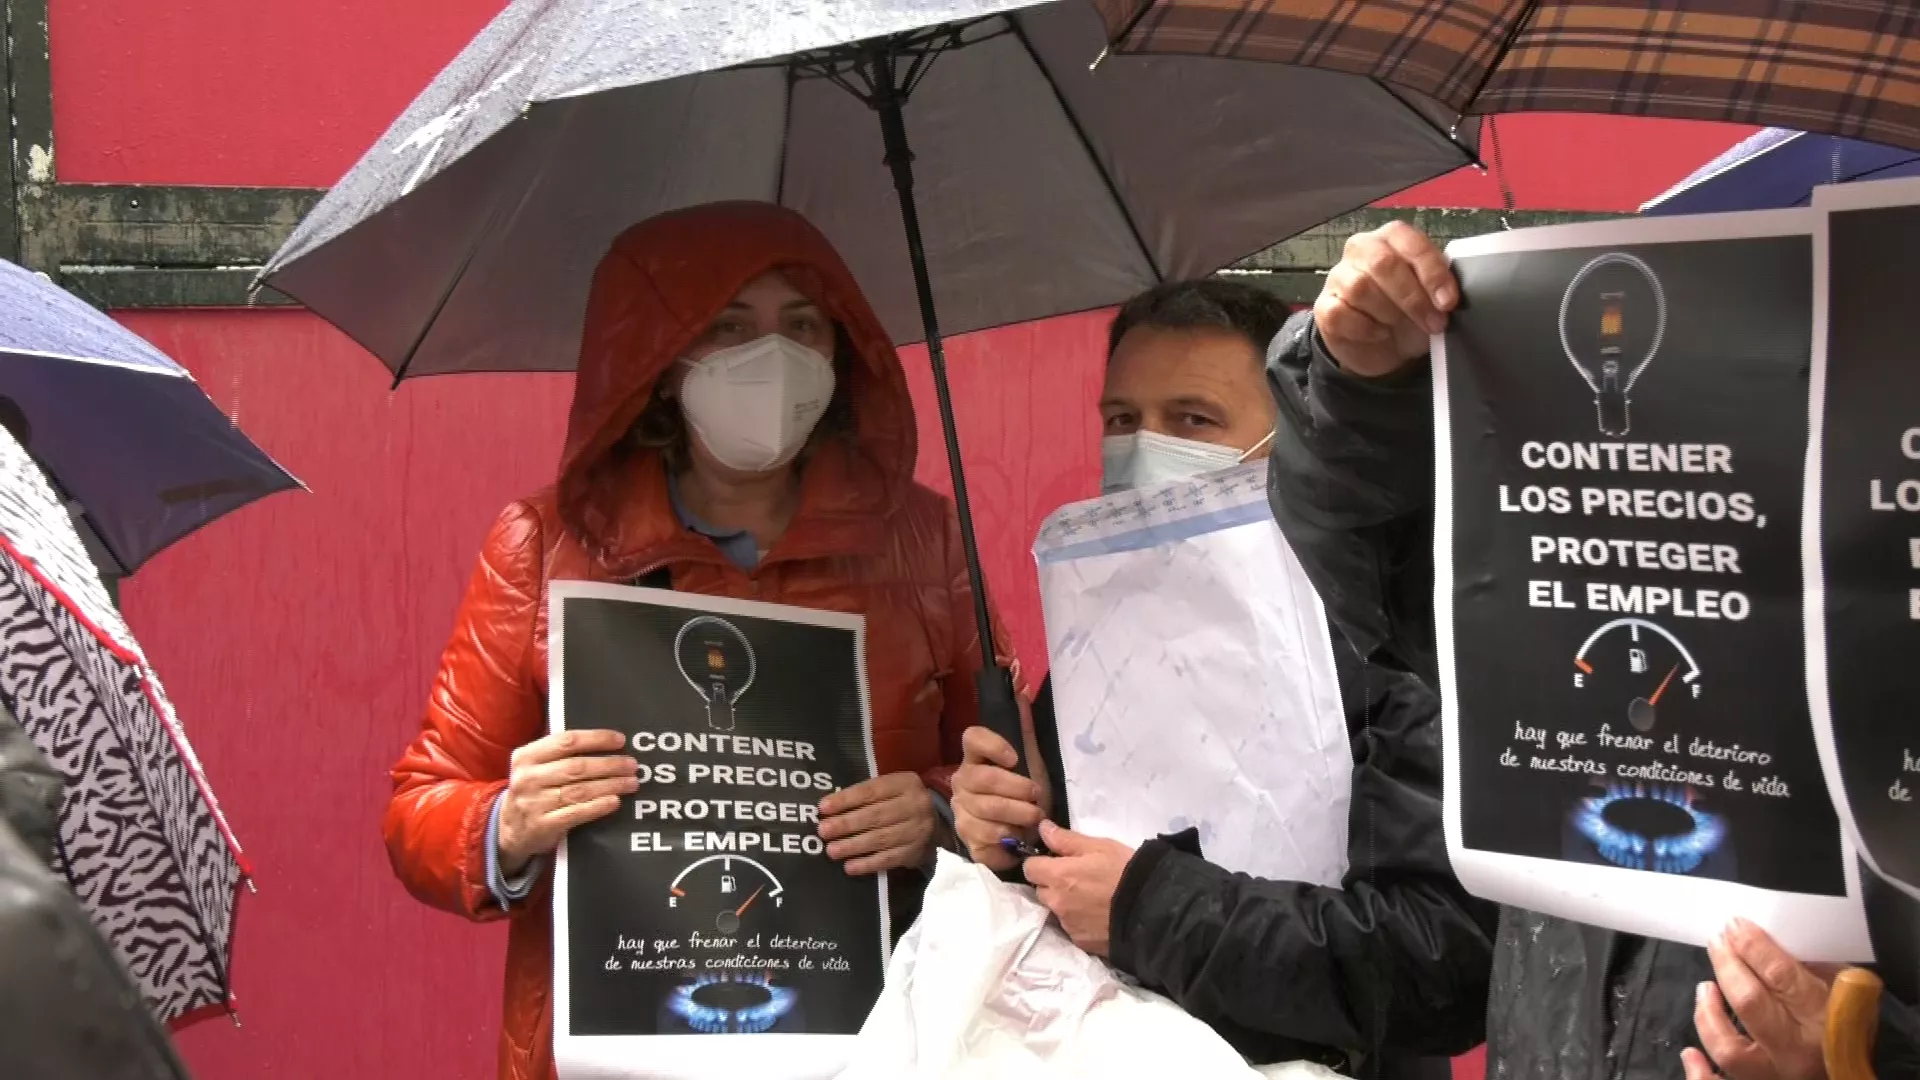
[0,424,245,1026]
[1643,127,1920,215]
[1092,1,1920,153]
[0,260,299,575]
[259,0,1471,377]
[261,0,1475,769]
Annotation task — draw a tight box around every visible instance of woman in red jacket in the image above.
[383,202,1044,1080]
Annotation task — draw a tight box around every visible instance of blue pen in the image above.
[1000,836,1051,859]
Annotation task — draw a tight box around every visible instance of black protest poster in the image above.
[1436,218,1863,953]
[550,584,884,1044]
[1817,192,1920,899]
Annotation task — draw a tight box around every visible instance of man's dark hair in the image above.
[1106,278,1295,362]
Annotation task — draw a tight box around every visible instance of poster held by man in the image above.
[1809,176,1920,904]
[1431,211,1871,960]
[548,582,887,1080]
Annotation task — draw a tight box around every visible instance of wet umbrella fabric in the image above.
[1643,127,1920,216]
[260,0,1468,377]
[1094,0,1920,153]
[0,425,245,1025]
[0,259,299,575]
[259,0,1471,762]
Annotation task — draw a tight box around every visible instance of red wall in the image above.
[49,2,1753,1076]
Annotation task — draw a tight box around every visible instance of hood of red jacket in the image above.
[557,202,917,561]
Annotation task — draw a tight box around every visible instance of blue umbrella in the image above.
[0,259,298,573]
[1642,127,1920,216]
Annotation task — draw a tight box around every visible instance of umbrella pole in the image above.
[868,57,1028,776]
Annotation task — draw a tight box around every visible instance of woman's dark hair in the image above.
[1106,278,1295,363]
[626,323,859,471]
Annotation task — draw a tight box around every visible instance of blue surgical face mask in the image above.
[1099,428,1274,494]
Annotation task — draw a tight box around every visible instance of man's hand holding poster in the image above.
[1432,211,1874,961]
[547,583,886,1080]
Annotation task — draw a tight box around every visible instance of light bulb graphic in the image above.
[1558,252,1666,437]
[673,616,756,732]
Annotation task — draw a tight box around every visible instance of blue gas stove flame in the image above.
[1572,782,1727,875]
[666,972,798,1034]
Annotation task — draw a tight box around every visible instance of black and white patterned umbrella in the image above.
[0,425,244,1026]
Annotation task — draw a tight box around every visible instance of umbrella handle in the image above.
[1826,966,1882,1080]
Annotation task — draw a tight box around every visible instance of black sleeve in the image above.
[1878,993,1920,1080]
[1862,867,1920,1078]
[1106,636,1497,1063]
[0,820,194,1079]
[1029,674,1070,829]
[1265,311,1438,681]
[0,697,61,870]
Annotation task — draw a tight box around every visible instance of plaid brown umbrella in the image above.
[1092,1,1920,152]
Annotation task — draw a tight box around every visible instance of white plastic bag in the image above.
[1034,461,1351,887]
[836,853,1349,1080]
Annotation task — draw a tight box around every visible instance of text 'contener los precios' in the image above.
[1507,441,1758,622]
[626,732,836,856]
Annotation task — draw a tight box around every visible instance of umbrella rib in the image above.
[1830,154,1920,187]
[106,704,236,1017]
[1003,15,1161,282]
[1461,0,1542,115]
[389,245,484,386]
[775,65,796,206]
[1,550,237,1014]
[1097,0,1158,55]
[387,140,539,386]
[0,345,190,376]
[68,504,131,579]
[1372,78,1485,169]
[388,0,599,386]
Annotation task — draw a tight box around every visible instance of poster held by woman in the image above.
[382,202,1021,1080]
[550,583,886,1079]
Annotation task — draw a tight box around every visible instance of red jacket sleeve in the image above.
[383,501,548,921]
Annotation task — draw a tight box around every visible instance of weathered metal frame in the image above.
[3,0,1602,310]
[0,0,315,307]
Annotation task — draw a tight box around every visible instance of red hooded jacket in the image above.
[383,202,1023,1080]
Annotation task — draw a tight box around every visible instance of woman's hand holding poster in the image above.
[1431,186,1920,961]
[547,583,886,1080]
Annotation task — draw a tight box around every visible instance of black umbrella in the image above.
[261,0,1474,763]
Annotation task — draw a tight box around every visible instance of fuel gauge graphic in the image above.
[668,855,784,934]
[1571,617,1701,733]
[1563,618,1736,878]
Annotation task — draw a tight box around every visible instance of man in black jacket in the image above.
[951,278,1497,1080]
[1263,220,1918,1080]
